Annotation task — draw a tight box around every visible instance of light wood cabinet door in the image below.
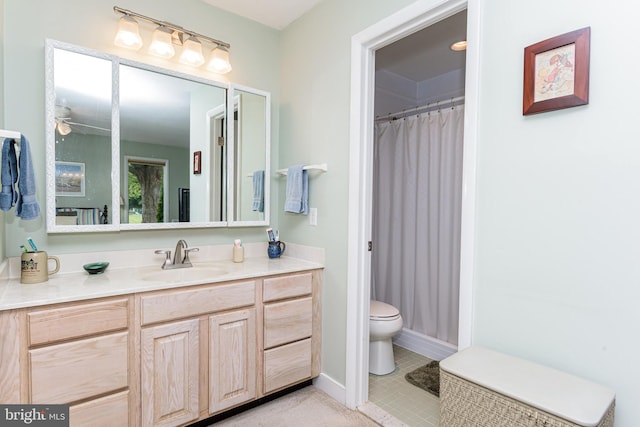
[209,309,257,414]
[141,319,199,427]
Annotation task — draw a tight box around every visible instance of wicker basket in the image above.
[440,369,615,427]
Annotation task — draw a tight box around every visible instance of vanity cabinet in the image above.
[0,267,322,427]
[25,297,133,427]
[138,280,258,426]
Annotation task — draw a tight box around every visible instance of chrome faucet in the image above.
[155,239,199,269]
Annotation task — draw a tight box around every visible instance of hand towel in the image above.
[252,170,265,212]
[16,135,40,220]
[0,138,19,211]
[284,164,308,214]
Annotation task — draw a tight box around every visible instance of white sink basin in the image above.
[141,266,227,282]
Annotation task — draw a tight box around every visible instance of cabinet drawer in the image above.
[29,332,128,404]
[264,297,312,349]
[69,391,129,427]
[263,273,312,302]
[264,339,312,393]
[141,280,256,325]
[28,298,129,346]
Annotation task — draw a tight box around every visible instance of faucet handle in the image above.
[184,247,199,264]
[155,249,172,268]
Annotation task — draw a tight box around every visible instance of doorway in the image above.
[345,0,479,410]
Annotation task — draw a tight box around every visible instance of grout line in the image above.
[368,345,440,427]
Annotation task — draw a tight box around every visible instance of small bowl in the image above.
[83,262,109,275]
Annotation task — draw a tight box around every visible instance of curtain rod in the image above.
[375,95,465,122]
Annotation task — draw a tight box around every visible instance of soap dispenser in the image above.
[233,239,244,263]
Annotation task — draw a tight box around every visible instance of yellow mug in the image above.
[20,251,60,284]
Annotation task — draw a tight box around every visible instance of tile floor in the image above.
[368,345,440,427]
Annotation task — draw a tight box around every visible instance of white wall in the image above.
[473,1,640,425]
[1,0,280,257]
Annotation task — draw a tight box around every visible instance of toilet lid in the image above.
[370,300,400,320]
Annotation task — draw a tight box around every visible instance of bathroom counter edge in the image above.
[0,256,323,311]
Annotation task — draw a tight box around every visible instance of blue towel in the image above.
[16,135,40,220]
[0,138,18,211]
[252,170,265,212]
[284,164,308,214]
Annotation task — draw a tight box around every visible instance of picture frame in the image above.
[523,27,590,115]
[55,161,85,196]
[193,151,202,174]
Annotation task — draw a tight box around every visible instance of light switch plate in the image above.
[309,208,318,226]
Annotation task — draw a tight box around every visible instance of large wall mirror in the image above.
[45,40,270,232]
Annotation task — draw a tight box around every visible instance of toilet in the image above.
[369,300,403,375]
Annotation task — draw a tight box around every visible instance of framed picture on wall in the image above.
[523,27,591,115]
[193,151,202,174]
[55,161,85,197]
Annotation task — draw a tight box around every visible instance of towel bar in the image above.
[276,163,328,176]
[0,129,21,141]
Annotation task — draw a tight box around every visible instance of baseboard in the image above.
[313,373,346,405]
[393,328,457,361]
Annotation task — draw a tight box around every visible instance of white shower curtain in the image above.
[372,105,464,346]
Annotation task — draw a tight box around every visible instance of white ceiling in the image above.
[200,0,324,30]
[201,1,467,83]
[375,10,467,83]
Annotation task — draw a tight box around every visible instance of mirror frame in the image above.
[227,84,271,227]
[45,39,270,232]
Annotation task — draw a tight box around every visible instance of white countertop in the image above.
[0,243,324,311]
[440,346,615,426]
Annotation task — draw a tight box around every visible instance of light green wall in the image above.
[0,0,5,262]
[2,0,280,256]
[278,0,415,387]
[282,0,640,422]
[7,0,639,421]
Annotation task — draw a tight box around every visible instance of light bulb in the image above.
[149,26,175,59]
[114,15,143,50]
[206,46,232,74]
[57,121,72,136]
[179,36,205,67]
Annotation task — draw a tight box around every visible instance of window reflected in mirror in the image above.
[125,158,167,224]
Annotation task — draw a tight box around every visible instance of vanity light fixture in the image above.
[113,6,232,74]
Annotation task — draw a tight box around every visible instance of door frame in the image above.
[345,0,480,408]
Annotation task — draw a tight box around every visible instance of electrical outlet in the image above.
[309,208,318,226]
